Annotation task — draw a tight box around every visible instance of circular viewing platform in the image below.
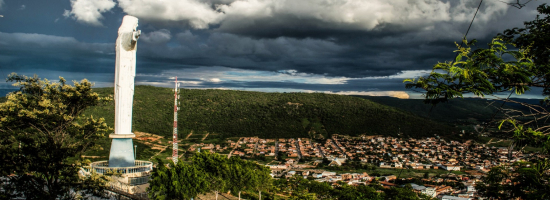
[90,160,153,175]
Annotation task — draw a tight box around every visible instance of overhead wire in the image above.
[437,0,484,187]
[396,0,485,185]
[434,0,539,188]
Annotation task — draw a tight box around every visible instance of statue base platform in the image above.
[109,134,136,138]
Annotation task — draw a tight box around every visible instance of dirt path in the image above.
[227,137,243,159]
[487,139,504,144]
[202,133,209,141]
[149,145,169,161]
[197,192,238,200]
[185,131,193,139]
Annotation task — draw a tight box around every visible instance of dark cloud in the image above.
[0,0,546,98]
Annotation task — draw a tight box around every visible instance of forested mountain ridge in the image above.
[358,96,548,133]
[81,85,455,140]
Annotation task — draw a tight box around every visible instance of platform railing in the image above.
[90,160,153,175]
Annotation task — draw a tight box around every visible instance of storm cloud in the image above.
[0,0,545,98]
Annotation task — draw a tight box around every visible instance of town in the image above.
[186,134,544,199]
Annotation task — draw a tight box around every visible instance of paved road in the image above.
[294,139,303,160]
[331,138,344,152]
[274,141,279,159]
[197,192,239,200]
[316,144,325,158]
[227,137,243,159]
[254,139,259,154]
[107,186,148,200]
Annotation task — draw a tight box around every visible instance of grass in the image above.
[320,167,464,178]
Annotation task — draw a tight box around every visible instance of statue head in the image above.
[119,15,139,34]
[118,15,141,51]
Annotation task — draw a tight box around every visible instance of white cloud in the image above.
[362,70,433,79]
[141,29,171,44]
[19,5,25,10]
[208,78,221,82]
[451,0,508,24]
[214,0,510,36]
[63,0,116,26]
[0,0,4,9]
[64,0,509,32]
[178,81,203,86]
[116,0,222,29]
[216,0,453,31]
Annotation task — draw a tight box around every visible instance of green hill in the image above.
[83,85,456,141]
[356,96,547,133]
[356,96,502,124]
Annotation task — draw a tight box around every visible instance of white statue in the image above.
[114,15,140,136]
[109,15,141,167]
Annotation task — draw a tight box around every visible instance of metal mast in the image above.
[172,76,180,164]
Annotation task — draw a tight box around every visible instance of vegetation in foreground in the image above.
[149,151,435,200]
[0,74,110,200]
[405,4,550,199]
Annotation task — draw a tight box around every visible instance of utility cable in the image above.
[428,0,483,111]
[437,0,484,188]
[463,0,484,42]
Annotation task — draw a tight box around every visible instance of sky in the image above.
[0,0,546,99]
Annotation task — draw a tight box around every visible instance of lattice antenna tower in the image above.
[173,76,180,164]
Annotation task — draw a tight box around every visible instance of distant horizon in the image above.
[1,84,546,100]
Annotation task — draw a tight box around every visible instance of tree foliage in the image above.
[148,158,210,200]
[0,74,110,199]
[476,160,550,199]
[273,175,430,200]
[148,151,272,200]
[404,4,550,199]
[149,152,428,200]
[499,4,550,97]
[404,37,535,105]
[84,85,454,145]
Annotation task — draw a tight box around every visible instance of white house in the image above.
[439,164,462,171]
[441,195,470,200]
[465,184,476,192]
[322,171,336,177]
[422,187,436,198]
[329,159,343,167]
[394,163,403,168]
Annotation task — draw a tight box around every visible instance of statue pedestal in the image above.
[109,134,136,138]
[108,134,136,168]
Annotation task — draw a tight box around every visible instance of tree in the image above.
[0,74,110,199]
[404,37,534,105]
[148,158,210,200]
[499,4,550,97]
[289,192,317,200]
[226,157,264,200]
[423,172,429,179]
[191,151,229,199]
[148,152,272,200]
[404,4,550,199]
[383,184,420,200]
